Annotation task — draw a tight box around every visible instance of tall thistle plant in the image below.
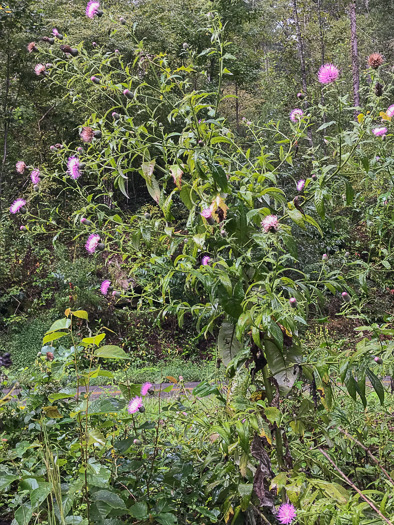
[12,3,393,464]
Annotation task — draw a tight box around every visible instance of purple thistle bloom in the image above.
[91,75,100,83]
[35,64,46,76]
[374,356,383,364]
[85,234,100,254]
[10,199,26,214]
[290,109,304,122]
[128,396,143,414]
[123,89,133,99]
[67,156,81,180]
[289,297,297,307]
[30,170,40,185]
[100,280,111,295]
[202,256,211,266]
[141,382,152,396]
[262,215,279,233]
[322,253,328,261]
[296,179,305,192]
[52,28,60,37]
[341,291,351,302]
[16,161,26,174]
[20,225,27,231]
[318,63,339,84]
[86,1,100,18]
[372,127,387,137]
[201,207,212,219]
[386,104,394,118]
[277,503,296,525]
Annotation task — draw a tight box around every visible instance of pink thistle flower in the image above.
[112,290,120,297]
[289,297,297,307]
[100,280,111,295]
[322,253,328,261]
[30,170,40,185]
[290,108,304,122]
[115,49,119,54]
[318,63,340,84]
[52,28,60,37]
[27,42,37,53]
[277,503,296,525]
[86,1,100,18]
[16,161,26,174]
[92,42,97,48]
[34,64,46,76]
[372,127,387,137]
[141,382,153,396]
[91,75,100,83]
[123,89,133,99]
[297,92,304,99]
[20,225,27,231]
[80,217,91,225]
[341,291,351,302]
[202,256,211,266]
[128,396,143,414]
[85,234,100,254]
[80,127,94,143]
[296,179,305,191]
[201,207,212,219]
[10,199,26,214]
[262,215,279,233]
[67,156,81,180]
[374,356,383,364]
[386,105,394,118]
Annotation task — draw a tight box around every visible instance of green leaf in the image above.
[129,502,148,519]
[315,191,325,219]
[30,483,51,508]
[304,214,323,236]
[43,331,69,344]
[0,474,19,491]
[46,318,71,334]
[72,310,89,320]
[82,333,105,346]
[265,407,281,425]
[48,388,76,403]
[218,322,242,366]
[94,345,130,359]
[156,513,178,525]
[316,120,336,132]
[14,505,33,525]
[366,368,384,405]
[288,208,305,229]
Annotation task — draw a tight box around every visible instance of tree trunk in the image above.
[235,82,239,134]
[0,50,11,210]
[292,0,313,147]
[349,1,360,117]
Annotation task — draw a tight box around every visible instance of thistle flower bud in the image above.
[77,147,84,153]
[148,388,154,395]
[50,145,57,151]
[60,45,79,57]
[344,251,350,258]
[123,89,133,99]
[93,130,102,138]
[112,291,121,297]
[92,42,97,48]
[183,42,189,49]
[81,218,92,225]
[341,291,351,302]
[20,225,27,231]
[46,352,54,361]
[41,37,54,44]
[133,439,140,444]
[115,49,120,54]
[138,405,145,413]
[45,63,53,69]
[322,253,328,261]
[297,92,305,99]
[311,173,317,180]
[289,297,297,308]
[112,112,120,119]
[97,243,105,251]
[144,212,151,219]
[120,17,126,24]
[91,76,100,84]
[374,82,383,97]
[27,42,38,53]
[374,356,383,364]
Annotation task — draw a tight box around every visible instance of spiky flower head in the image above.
[277,503,296,525]
[123,89,133,99]
[30,170,40,185]
[141,382,153,396]
[297,92,305,99]
[372,127,387,137]
[85,234,100,254]
[322,253,328,261]
[290,109,304,122]
[341,291,350,302]
[202,256,211,266]
[52,28,63,39]
[41,36,55,44]
[386,104,394,118]
[296,179,305,192]
[289,297,297,308]
[27,42,37,53]
[91,76,100,83]
[60,45,78,57]
[374,356,383,364]
[368,53,384,69]
[67,156,82,180]
[16,161,26,174]
[10,199,26,214]
[35,64,46,76]
[112,290,121,297]
[318,63,339,84]
[86,1,100,18]
[128,396,143,414]
[375,82,383,97]
[201,207,212,219]
[80,127,94,143]
[100,280,111,295]
[81,217,91,225]
[262,215,279,233]
[20,225,27,231]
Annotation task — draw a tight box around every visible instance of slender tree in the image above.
[349,1,360,117]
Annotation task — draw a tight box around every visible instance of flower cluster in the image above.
[318,63,339,84]
[290,109,303,122]
[85,234,100,254]
[67,156,82,179]
[262,215,279,233]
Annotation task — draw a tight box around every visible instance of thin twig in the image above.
[319,448,393,525]
[338,427,394,487]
